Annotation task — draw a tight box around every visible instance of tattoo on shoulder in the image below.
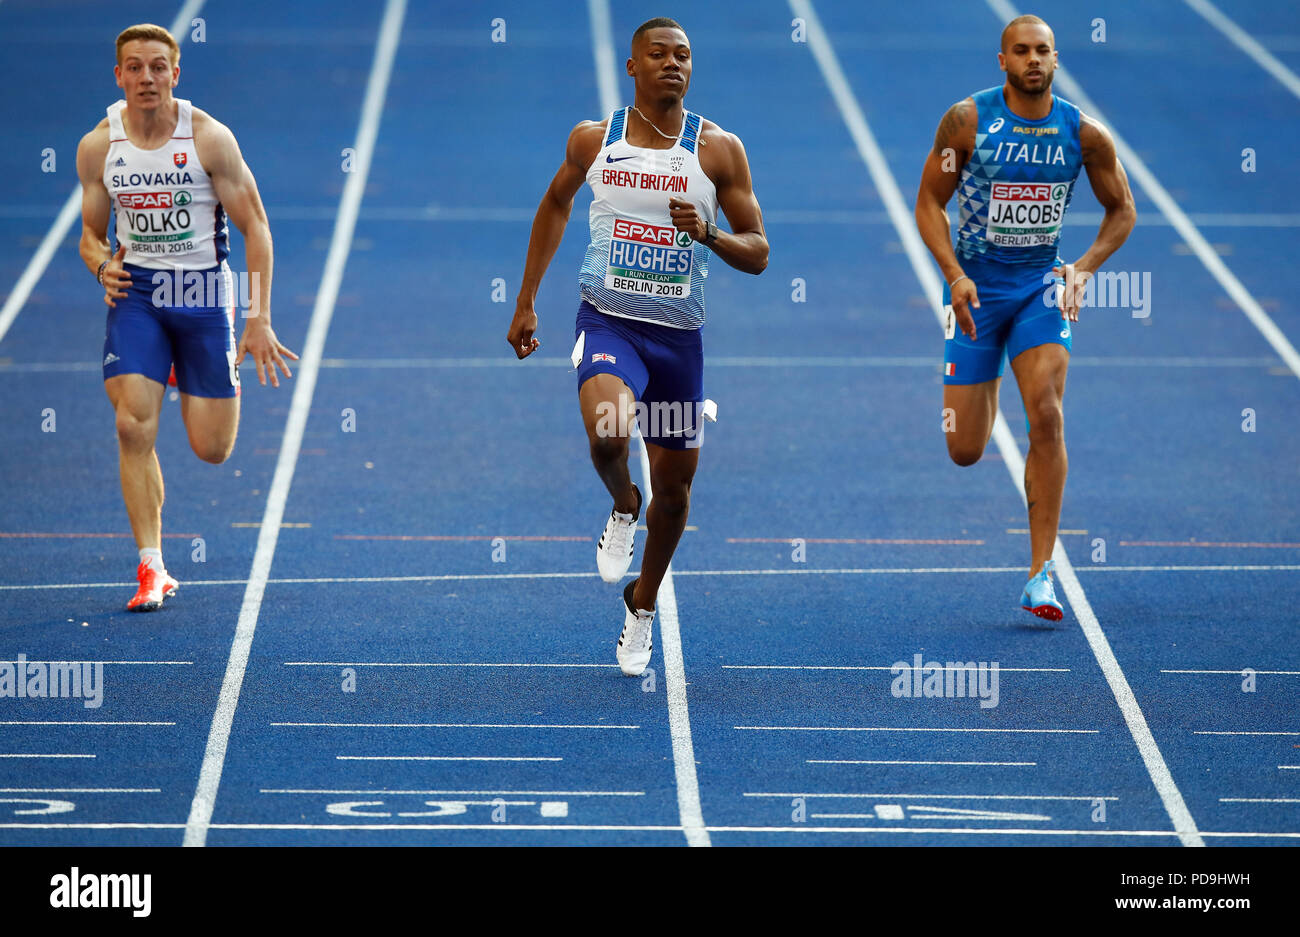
[933,100,972,157]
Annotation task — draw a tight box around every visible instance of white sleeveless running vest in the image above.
[103,98,229,270]
[578,107,718,329]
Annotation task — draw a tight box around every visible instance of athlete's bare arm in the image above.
[669,122,768,275]
[76,120,133,308]
[507,120,606,360]
[193,109,298,387]
[1054,114,1137,320]
[916,98,980,339]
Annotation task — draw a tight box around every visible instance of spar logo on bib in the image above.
[605,218,693,299]
[987,181,1068,247]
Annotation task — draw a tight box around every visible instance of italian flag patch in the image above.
[944,362,956,376]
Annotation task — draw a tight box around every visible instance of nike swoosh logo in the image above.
[605,154,636,163]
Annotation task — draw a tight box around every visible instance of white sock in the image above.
[139,547,164,572]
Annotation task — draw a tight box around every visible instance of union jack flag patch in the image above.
[592,353,616,364]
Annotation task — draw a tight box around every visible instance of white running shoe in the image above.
[617,579,655,676]
[596,483,641,583]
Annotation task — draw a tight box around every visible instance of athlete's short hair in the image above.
[116,24,181,67]
[1000,14,1053,52]
[632,17,686,52]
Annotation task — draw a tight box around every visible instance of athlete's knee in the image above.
[588,432,629,466]
[947,446,983,467]
[191,436,234,465]
[1026,397,1064,444]
[114,408,157,453]
[650,481,691,521]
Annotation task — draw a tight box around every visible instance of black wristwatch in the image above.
[704,220,719,244]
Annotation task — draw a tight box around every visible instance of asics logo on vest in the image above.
[988,117,1004,133]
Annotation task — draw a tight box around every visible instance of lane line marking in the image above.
[0,788,159,794]
[989,0,1300,382]
[727,537,983,545]
[0,0,207,346]
[795,0,1205,848]
[182,0,407,849]
[808,759,1036,766]
[259,789,644,796]
[1195,730,1300,736]
[0,754,94,758]
[737,725,1098,733]
[336,755,561,763]
[1167,670,1300,676]
[1183,0,1300,100]
[1221,798,1300,803]
[744,792,1117,801]
[273,722,638,729]
[6,562,1297,592]
[283,661,614,668]
[588,0,708,849]
[0,721,174,726]
[0,824,1293,838]
[1122,540,1300,548]
[723,664,1069,672]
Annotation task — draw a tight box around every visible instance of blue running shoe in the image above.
[1020,559,1064,621]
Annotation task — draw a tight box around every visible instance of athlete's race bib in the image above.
[986,182,1069,248]
[604,218,693,299]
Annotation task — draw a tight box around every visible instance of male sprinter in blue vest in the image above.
[507,18,768,674]
[915,15,1135,619]
[77,24,296,612]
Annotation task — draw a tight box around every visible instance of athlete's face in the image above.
[115,40,179,110]
[627,28,691,103]
[999,25,1057,96]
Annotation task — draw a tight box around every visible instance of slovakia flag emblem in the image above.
[174,151,187,167]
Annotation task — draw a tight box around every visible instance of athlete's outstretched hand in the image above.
[507,304,540,359]
[237,318,298,388]
[1053,263,1086,322]
[950,276,980,341]
[102,244,131,308]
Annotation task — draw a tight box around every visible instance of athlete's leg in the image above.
[1009,342,1069,578]
[943,377,1002,466]
[579,373,640,515]
[179,394,239,464]
[633,442,699,611]
[104,374,166,550]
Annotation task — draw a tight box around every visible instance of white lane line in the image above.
[283,661,614,668]
[1184,0,1300,101]
[0,721,174,726]
[336,755,561,763]
[794,0,1204,849]
[1195,730,1300,736]
[587,0,708,850]
[0,754,94,758]
[182,0,407,849]
[989,0,1300,382]
[1168,670,1300,676]
[1279,766,1300,770]
[0,788,160,794]
[273,722,638,729]
[0,660,191,665]
[723,664,1069,672]
[0,0,207,346]
[1,823,1296,837]
[260,789,644,796]
[1221,798,1300,803]
[808,759,1036,766]
[738,725,1097,734]
[745,792,1117,801]
[5,563,1298,592]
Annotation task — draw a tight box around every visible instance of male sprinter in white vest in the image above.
[508,18,768,674]
[76,24,297,611]
[915,15,1135,619]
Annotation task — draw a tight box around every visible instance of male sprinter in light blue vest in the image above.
[915,14,1136,619]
